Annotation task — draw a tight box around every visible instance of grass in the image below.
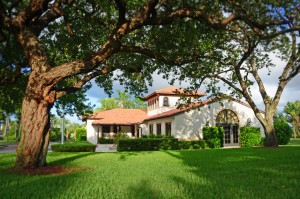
[0,147,300,199]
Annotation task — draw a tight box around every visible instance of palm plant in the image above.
[284,101,300,138]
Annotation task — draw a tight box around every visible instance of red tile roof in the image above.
[90,109,147,125]
[144,86,206,100]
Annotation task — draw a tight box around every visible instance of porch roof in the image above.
[91,109,147,125]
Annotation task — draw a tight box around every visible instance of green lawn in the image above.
[0,147,300,199]
[287,138,300,146]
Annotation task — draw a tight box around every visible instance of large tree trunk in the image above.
[264,124,278,147]
[15,94,52,170]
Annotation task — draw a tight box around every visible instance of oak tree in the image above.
[0,0,299,169]
[166,2,300,147]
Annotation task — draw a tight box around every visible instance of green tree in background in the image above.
[95,90,146,112]
[284,101,300,138]
[50,115,83,141]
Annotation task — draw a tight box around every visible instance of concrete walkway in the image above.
[96,144,117,152]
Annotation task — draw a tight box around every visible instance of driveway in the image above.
[0,143,18,153]
[0,143,117,153]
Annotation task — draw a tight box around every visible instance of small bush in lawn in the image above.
[240,126,262,147]
[98,137,114,144]
[274,121,292,145]
[51,141,96,152]
[178,140,207,150]
[203,126,224,148]
[117,138,178,151]
[75,127,87,141]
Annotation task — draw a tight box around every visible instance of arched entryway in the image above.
[216,109,239,147]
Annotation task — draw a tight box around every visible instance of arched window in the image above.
[216,109,239,125]
[163,97,169,107]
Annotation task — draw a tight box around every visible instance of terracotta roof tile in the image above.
[90,109,147,125]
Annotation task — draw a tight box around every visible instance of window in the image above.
[216,109,239,125]
[163,97,169,106]
[103,125,110,133]
[165,122,171,136]
[156,123,161,135]
[149,124,153,134]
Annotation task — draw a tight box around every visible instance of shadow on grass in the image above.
[49,152,97,166]
[126,180,164,199]
[163,147,300,198]
[118,151,154,161]
[0,167,84,199]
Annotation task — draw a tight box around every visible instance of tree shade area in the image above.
[0,1,299,169]
[0,147,300,198]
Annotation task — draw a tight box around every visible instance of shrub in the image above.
[203,126,224,148]
[51,141,96,152]
[75,127,87,141]
[274,121,292,145]
[98,137,114,144]
[240,126,262,147]
[117,138,179,151]
[178,140,207,150]
[114,130,129,144]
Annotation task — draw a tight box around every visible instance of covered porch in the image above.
[93,123,141,139]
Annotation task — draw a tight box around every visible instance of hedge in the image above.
[203,126,224,148]
[240,126,262,147]
[98,137,114,144]
[274,121,292,145]
[51,141,96,152]
[117,138,179,151]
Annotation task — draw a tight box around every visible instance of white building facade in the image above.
[86,87,264,147]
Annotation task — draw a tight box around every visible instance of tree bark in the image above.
[15,90,53,170]
[264,123,278,147]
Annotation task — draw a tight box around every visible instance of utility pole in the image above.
[5,114,9,143]
[61,109,65,144]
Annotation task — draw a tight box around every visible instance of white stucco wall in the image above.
[147,96,180,116]
[172,100,264,140]
[143,99,264,140]
[143,117,175,136]
[139,123,147,137]
[86,119,98,144]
